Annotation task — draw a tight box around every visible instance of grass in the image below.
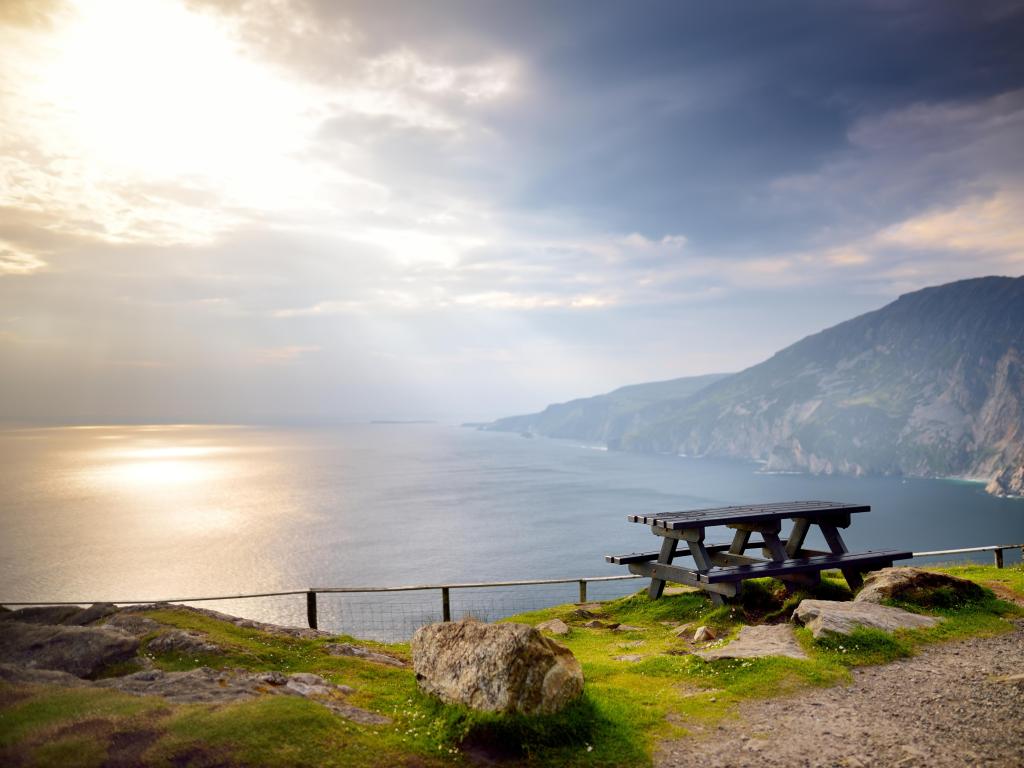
[1,563,1021,766]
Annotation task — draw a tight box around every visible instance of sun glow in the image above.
[0,0,321,242]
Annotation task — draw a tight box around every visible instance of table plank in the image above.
[628,500,869,530]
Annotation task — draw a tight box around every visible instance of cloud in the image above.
[0,243,46,275]
[253,345,321,365]
[877,187,1024,256]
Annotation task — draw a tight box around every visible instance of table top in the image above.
[628,500,870,530]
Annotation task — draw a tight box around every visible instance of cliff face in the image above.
[489,276,1024,496]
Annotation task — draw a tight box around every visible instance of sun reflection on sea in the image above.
[79,430,243,533]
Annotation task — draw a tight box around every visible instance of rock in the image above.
[0,662,90,687]
[104,614,161,637]
[693,626,716,643]
[0,623,139,678]
[671,624,693,637]
[583,620,619,629]
[572,608,597,619]
[412,620,584,715]
[536,619,570,636]
[696,625,808,660]
[793,599,939,639]
[94,667,387,723]
[66,603,119,626]
[119,603,331,640]
[613,654,643,662]
[147,630,222,656]
[324,642,407,667]
[612,624,645,632]
[855,568,986,607]
[0,606,84,625]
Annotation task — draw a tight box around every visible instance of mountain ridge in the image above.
[485,276,1024,497]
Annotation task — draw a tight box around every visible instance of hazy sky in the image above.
[2,0,1023,423]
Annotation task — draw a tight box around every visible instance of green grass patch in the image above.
[2,564,1021,767]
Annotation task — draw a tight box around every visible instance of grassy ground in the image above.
[1,564,1021,767]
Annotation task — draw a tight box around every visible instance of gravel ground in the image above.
[657,619,1024,768]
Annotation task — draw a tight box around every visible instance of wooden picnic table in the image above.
[606,500,911,605]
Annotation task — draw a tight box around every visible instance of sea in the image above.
[2,423,1022,641]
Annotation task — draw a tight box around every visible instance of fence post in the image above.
[306,590,318,630]
[441,587,451,621]
[578,579,587,603]
[994,548,1004,569]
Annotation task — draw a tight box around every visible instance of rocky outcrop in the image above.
[412,620,584,715]
[855,567,987,607]
[147,630,223,656]
[696,624,807,660]
[793,599,939,639]
[0,603,120,626]
[986,457,1024,497]
[324,642,407,668]
[0,622,139,678]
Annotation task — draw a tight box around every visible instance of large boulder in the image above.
[793,599,939,639]
[0,622,139,678]
[412,620,584,715]
[855,567,986,607]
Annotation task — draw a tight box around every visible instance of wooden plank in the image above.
[701,550,910,584]
[629,500,870,530]
[628,562,738,597]
[786,518,811,557]
[728,529,751,555]
[761,530,789,562]
[606,538,782,564]
[647,535,678,600]
[819,521,863,590]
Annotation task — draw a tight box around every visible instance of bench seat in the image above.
[700,549,911,584]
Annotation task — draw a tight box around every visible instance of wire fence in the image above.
[3,544,1021,644]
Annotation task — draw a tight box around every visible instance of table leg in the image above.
[686,535,725,607]
[728,528,751,555]
[647,535,678,600]
[786,517,812,557]
[819,522,863,590]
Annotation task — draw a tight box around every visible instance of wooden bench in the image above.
[699,549,910,584]
[606,500,912,605]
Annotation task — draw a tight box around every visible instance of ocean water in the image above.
[1,424,1021,640]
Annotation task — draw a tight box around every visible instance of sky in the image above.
[1,0,1023,424]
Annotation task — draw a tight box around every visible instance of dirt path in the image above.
[657,620,1024,768]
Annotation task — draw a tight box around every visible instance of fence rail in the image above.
[2,544,1021,633]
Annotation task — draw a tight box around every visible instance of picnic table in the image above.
[606,500,911,605]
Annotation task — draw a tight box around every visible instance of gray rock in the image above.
[855,568,986,606]
[95,667,387,724]
[0,606,83,625]
[693,626,716,643]
[793,599,939,639]
[147,630,222,656]
[412,620,584,715]
[696,624,808,660]
[0,622,139,678]
[536,618,570,636]
[613,654,643,662]
[103,614,161,637]
[324,642,407,667]
[120,603,332,639]
[671,623,694,637]
[66,603,119,626]
[0,662,90,687]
